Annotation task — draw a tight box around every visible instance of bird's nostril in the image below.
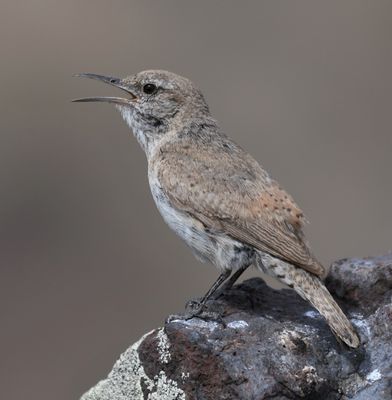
[110,78,118,84]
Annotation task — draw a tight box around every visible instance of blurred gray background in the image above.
[1,1,391,399]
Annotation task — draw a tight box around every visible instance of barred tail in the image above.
[256,252,360,348]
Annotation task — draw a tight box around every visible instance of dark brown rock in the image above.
[326,253,392,314]
[81,254,392,400]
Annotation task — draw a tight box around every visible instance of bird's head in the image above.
[73,70,210,152]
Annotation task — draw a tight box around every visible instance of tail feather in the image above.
[256,252,360,348]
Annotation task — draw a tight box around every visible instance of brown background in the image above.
[1,1,391,399]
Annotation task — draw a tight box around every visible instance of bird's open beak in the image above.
[72,73,137,106]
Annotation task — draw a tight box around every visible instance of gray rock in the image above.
[81,254,392,400]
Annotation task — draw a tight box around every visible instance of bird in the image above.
[73,70,360,348]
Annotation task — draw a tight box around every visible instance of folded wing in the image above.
[155,136,325,276]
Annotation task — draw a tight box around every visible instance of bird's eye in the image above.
[143,83,157,95]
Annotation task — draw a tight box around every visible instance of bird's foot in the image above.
[165,299,226,326]
[185,298,205,315]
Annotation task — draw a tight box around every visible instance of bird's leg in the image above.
[187,269,232,315]
[213,263,250,299]
[187,263,252,313]
[166,266,249,325]
[166,270,232,324]
[184,264,251,321]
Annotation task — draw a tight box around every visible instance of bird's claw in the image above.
[165,299,226,327]
[185,299,204,315]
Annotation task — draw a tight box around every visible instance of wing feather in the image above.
[154,136,325,276]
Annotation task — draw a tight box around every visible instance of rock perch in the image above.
[81,254,392,399]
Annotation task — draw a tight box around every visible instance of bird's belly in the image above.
[148,180,253,272]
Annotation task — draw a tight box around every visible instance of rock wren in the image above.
[73,70,360,348]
